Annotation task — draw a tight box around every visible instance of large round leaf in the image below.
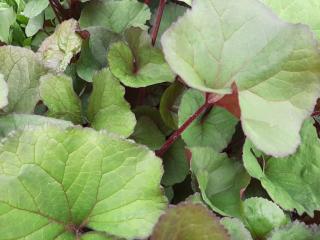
[161,0,320,157]
[243,119,320,216]
[0,125,167,239]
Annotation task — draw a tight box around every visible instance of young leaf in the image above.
[0,125,167,239]
[77,27,121,82]
[162,138,189,186]
[0,46,47,113]
[87,68,136,137]
[38,19,82,72]
[0,3,16,43]
[160,81,186,129]
[39,74,82,124]
[108,27,175,88]
[131,116,165,150]
[190,147,250,217]
[242,197,289,238]
[267,222,314,240]
[243,118,320,216]
[179,89,238,152]
[0,114,72,138]
[0,74,8,109]
[22,0,49,18]
[161,0,320,157]
[80,0,151,33]
[220,218,253,240]
[261,0,320,40]
[151,203,229,240]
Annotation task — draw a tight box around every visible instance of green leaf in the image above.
[242,197,289,238]
[0,46,47,113]
[151,203,229,240]
[131,116,165,150]
[220,218,253,240]
[0,74,8,109]
[87,68,136,137]
[108,27,175,88]
[161,0,320,157]
[81,232,120,240]
[79,0,151,33]
[0,3,16,43]
[179,89,238,152]
[0,114,73,138]
[77,27,121,82]
[39,73,82,124]
[162,138,189,186]
[0,125,167,239]
[38,19,82,72]
[22,0,49,18]
[160,81,186,129]
[267,222,314,240]
[25,12,44,37]
[261,0,320,40]
[190,147,250,217]
[243,118,320,216]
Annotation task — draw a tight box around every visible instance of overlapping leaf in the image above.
[0,74,8,109]
[151,203,229,240]
[0,125,167,239]
[243,119,320,216]
[221,218,253,240]
[39,73,82,124]
[0,3,16,43]
[80,0,151,33]
[162,0,320,157]
[87,68,136,137]
[190,147,250,217]
[179,89,238,152]
[38,19,82,72]
[0,46,47,113]
[108,27,175,87]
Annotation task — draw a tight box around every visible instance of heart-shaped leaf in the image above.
[151,203,229,240]
[243,118,320,216]
[0,125,167,239]
[108,27,175,88]
[0,46,47,113]
[87,68,136,137]
[161,0,320,157]
[40,73,82,124]
[190,147,250,217]
[80,0,151,33]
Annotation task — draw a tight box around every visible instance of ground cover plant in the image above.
[0,0,320,239]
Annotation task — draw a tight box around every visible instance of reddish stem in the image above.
[151,0,166,46]
[49,0,65,22]
[156,100,214,157]
[144,0,151,4]
[312,111,320,117]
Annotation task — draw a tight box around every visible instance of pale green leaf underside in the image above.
[0,74,8,109]
[162,0,320,157]
[0,126,167,239]
[79,0,151,33]
[26,13,44,37]
[261,0,320,40]
[267,222,316,240]
[243,119,320,216]
[0,114,73,138]
[190,147,250,218]
[179,89,238,152]
[22,0,49,18]
[243,197,289,238]
[151,203,229,240]
[39,74,82,124]
[108,28,175,88]
[37,19,82,72]
[0,46,47,113]
[220,217,253,240]
[87,68,136,138]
